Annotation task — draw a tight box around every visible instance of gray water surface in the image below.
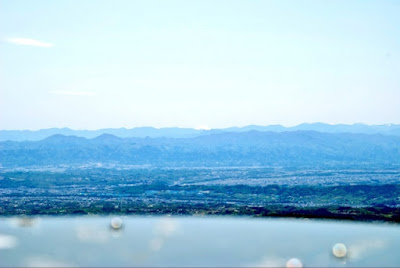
[1,216,399,267]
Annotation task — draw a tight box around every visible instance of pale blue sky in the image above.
[1,0,399,130]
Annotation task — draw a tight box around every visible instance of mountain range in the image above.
[1,123,400,142]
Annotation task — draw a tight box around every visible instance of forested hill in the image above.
[1,131,400,168]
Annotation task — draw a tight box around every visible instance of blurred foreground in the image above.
[1,216,399,267]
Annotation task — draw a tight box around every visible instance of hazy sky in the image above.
[1,0,399,130]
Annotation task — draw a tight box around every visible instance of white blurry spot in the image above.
[110,217,123,230]
[153,217,178,237]
[9,217,40,228]
[0,234,18,249]
[17,218,38,227]
[76,226,109,243]
[252,256,285,267]
[348,239,386,260]
[286,258,303,268]
[110,229,122,239]
[149,238,164,251]
[148,218,179,252]
[24,256,76,267]
[332,243,347,258]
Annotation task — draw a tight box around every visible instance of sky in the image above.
[1,0,399,130]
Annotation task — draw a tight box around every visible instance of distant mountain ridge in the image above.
[1,123,400,142]
[1,130,400,168]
